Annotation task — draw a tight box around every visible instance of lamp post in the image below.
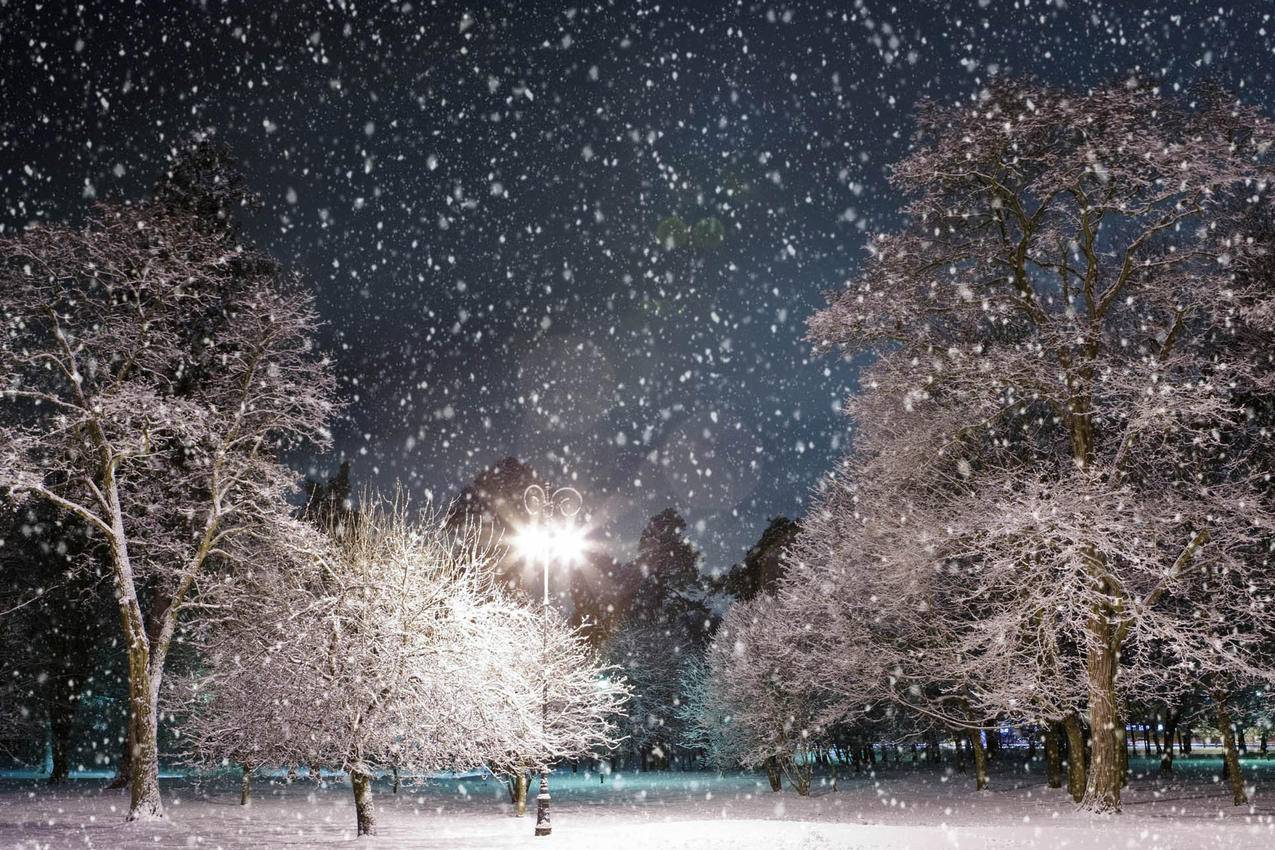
[517,483,583,838]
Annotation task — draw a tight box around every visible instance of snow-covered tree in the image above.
[477,600,630,814]
[676,652,768,783]
[0,144,337,820]
[165,512,330,806]
[174,497,627,835]
[694,595,825,795]
[185,500,496,835]
[801,80,1275,811]
[605,620,694,770]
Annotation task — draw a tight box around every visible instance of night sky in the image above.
[4,0,1274,568]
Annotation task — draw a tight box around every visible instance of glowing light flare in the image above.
[512,518,591,568]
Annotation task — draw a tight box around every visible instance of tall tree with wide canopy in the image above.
[0,141,336,820]
[804,80,1275,811]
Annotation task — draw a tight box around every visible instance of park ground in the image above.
[1,757,1273,849]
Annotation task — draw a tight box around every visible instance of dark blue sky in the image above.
[4,0,1273,569]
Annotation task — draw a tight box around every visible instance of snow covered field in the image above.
[2,758,1273,850]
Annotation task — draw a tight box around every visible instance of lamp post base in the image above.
[534,769,551,836]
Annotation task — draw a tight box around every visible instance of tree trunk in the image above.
[392,764,400,794]
[107,510,170,824]
[47,700,73,785]
[1216,695,1248,806]
[1116,711,1129,788]
[781,754,811,796]
[764,756,782,792]
[124,659,163,822]
[1044,723,1063,789]
[968,731,989,790]
[1063,712,1086,803]
[351,769,376,836]
[955,734,966,773]
[1081,634,1121,812]
[240,763,252,806]
[106,721,132,789]
[1160,711,1178,775]
[513,772,528,815]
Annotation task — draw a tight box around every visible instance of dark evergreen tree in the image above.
[568,551,637,648]
[604,508,712,769]
[0,503,117,782]
[153,135,257,236]
[628,508,710,641]
[716,516,798,603]
[303,460,355,529]
[447,456,542,598]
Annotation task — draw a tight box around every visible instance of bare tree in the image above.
[0,193,335,820]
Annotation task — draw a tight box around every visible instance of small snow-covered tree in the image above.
[699,595,824,795]
[233,500,496,836]
[478,602,630,813]
[166,512,332,806]
[676,654,749,773]
[802,80,1275,811]
[0,144,336,820]
[605,620,692,769]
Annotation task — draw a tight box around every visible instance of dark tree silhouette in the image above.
[717,516,798,603]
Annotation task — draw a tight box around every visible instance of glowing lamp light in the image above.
[513,518,590,568]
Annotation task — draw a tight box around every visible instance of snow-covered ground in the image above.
[2,757,1273,849]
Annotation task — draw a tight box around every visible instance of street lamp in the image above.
[512,483,587,838]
